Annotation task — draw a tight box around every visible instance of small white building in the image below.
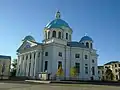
[16,11,99,80]
[0,55,11,79]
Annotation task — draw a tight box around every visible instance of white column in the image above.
[21,55,24,76]
[27,54,30,77]
[50,30,52,38]
[24,54,27,76]
[22,55,25,76]
[30,52,34,77]
[35,52,39,74]
[38,52,42,72]
[25,55,29,76]
[24,55,27,76]
[19,55,22,76]
[33,52,38,78]
[26,54,30,77]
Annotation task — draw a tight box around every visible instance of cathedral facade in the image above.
[16,11,99,80]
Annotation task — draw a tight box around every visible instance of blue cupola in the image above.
[79,35,93,49]
[80,36,93,42]
[45,11,70,29]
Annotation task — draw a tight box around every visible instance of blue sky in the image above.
[0,0,120,65]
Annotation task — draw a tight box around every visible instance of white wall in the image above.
[17,41,98,80]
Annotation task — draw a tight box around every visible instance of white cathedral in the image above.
[16,11,99,80]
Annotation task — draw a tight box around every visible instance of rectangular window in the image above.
[92,59,94,63]
[119,64,120,67]
[45,52,48,56]
[75,54,80,58]
[75,63,80,73]
[66,33,68,39]
[58,52,62,57]
[85,64,88,66]
[58,61,62,69]
[92,67,95,75]
[115,69,117,73]
[115,64,117,67]
[85,67,88,74]
[85,55,88,59]
[44,61,48,72]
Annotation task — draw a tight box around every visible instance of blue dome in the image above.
[46,19,70,29]
[23,35,35,42]
[80,36,93,42]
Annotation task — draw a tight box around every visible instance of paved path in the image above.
[0,82,120,90]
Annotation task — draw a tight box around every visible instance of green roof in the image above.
[104,61,119,65]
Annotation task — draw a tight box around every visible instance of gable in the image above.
[17,40,38,52]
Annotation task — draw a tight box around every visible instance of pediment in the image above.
[17,40,38,52]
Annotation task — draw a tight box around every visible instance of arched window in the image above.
[91,43,93,48]
[48,31,50,39]
[52,31,56,37]
[86,42,89,48]
[45,31,47,39]
[66,33,68,39]
[58,31,61,39]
